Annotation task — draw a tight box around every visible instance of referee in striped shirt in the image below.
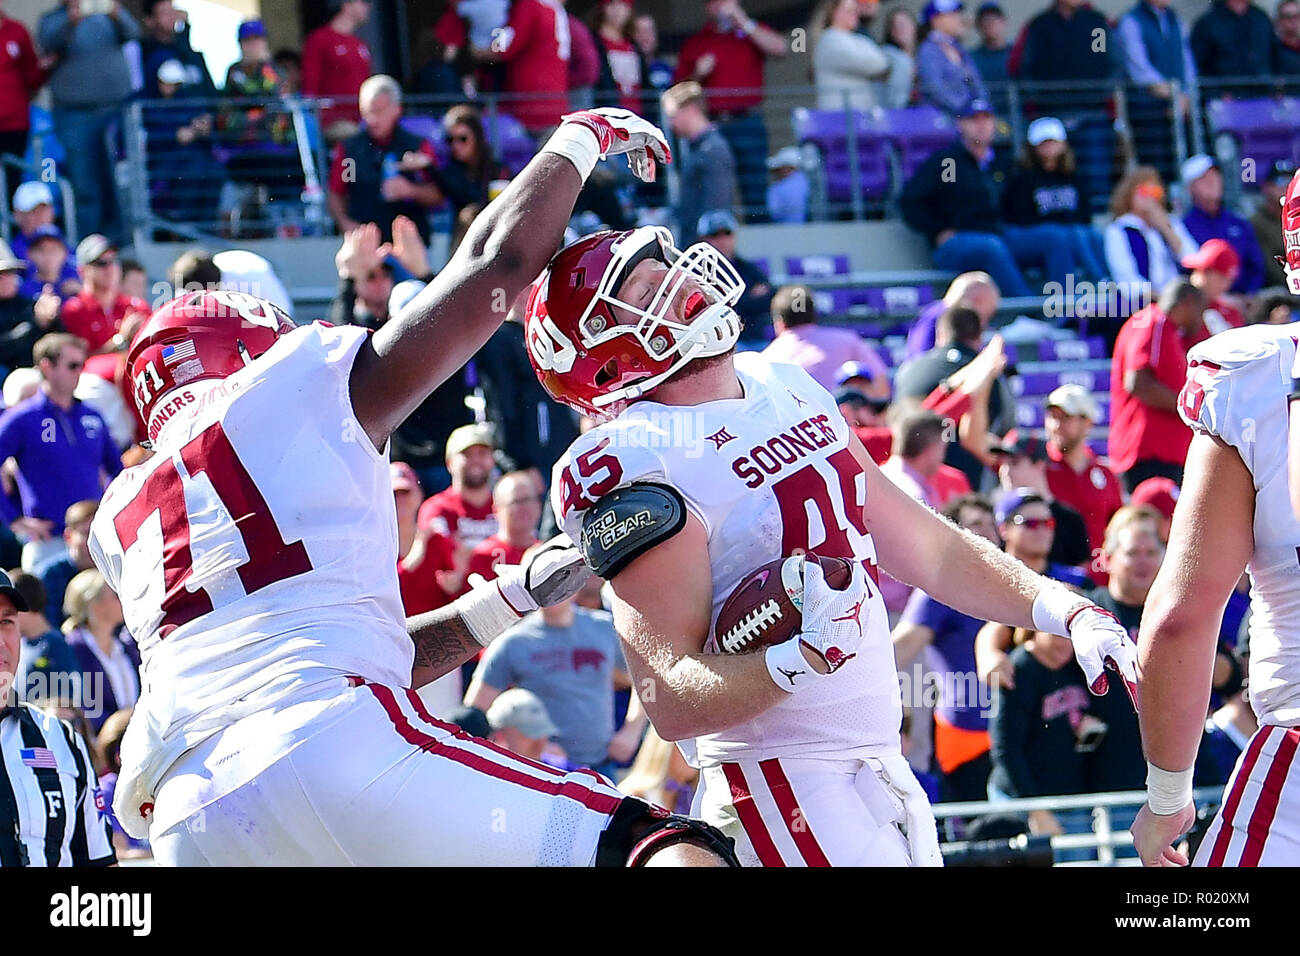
[0,570,115,866]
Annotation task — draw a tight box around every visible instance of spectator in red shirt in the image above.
[417,422,499,549]
[58,236,148,355]
[567,10,601,109]
[391,460,465,718]
[591,0,642,112]
[1043,384,1124,567]
[0,4,47,203]
[465,470,542,586]
[476,0,570,134]
[1183,238,1245,336]
[1109,280,1207,491]
[301,0,373,135]
[326,75,442,244]
[674,0,787,221]
[394,461,455,615]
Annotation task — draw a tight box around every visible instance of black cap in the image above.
[0,570,31,613]
[989,430,1048,462]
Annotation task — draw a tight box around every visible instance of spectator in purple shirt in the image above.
[916,0,989,116]
[1177,154,1266,295]
[760,284,890,391]
[0,333,121,571]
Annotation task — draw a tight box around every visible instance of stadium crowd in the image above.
[0,0,1296,864]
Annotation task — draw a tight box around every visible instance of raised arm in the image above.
[847,430,1136,699]
[348,110,669,451]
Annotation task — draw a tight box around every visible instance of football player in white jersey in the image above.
[86,107,742,867]
[524,227,1138,866]
[1137,168,1300,867]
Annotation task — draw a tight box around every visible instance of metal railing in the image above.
[934,786,1223,867]
[18,74,1296,249]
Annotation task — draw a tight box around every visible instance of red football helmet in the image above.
[524,226,743,417]
[128,290,295,443]
[1282,168,1300,295]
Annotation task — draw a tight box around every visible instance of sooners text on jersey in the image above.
[553,353,902,765]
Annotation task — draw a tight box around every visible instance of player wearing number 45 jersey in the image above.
[525,227,1139,867]
[1135,169,1300,867]
[86,107,741,867]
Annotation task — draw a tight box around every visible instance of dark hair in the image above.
[274,48,302,68]
[8,570,45,618]
[936,305,981,345]
[1248,291,1299,325]
[771,285,817,328]
[894,407,947,459]
[942,493,993,525]
[1158,279,1206,315]
[144,0,173,17]
[119,257,145,277]
[443,104,494,185]
[168,249,222,291]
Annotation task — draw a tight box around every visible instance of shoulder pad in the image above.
[580,482,687,579]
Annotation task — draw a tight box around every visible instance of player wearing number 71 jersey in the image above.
[526,227,1139,866]
[85,108,742,867]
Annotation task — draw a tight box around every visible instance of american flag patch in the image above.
[20,747,56,769]
[161,340,198,365]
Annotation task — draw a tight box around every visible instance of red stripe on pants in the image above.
[721,763,784,867]
[364,683,622,814]
[402,686,569,779]
[1239,727,1299,866]
[1206,726,1272,867]
[760,758,831,867]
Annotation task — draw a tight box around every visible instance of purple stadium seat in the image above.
[750,257,770,275]
[1015,402,1045,428]
[1011,368,1109,396]
[1207,97,1300,186]
[881,106,957,181]
[1087,436,1109,457]
[862,284,936,315]
[401,115,443,148]
[812,287,857,315]
[1037,337,1105,361]
[786,253,851,277]
[481,112,536,177]
[849,321,888,339]
[792,107,892,203]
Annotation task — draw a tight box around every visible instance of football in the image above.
[713,552,854,654]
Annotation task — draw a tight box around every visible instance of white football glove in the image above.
[797,558,873,675]
[480,533,592,614]
[557,108,672,183]
[1067,604,1139,708]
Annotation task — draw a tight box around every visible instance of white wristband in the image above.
[765,638,822,693]
[540,123,602,182]
[1146,761,1195,815]
[1031,586,1090,637]
[451,581,525,648]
